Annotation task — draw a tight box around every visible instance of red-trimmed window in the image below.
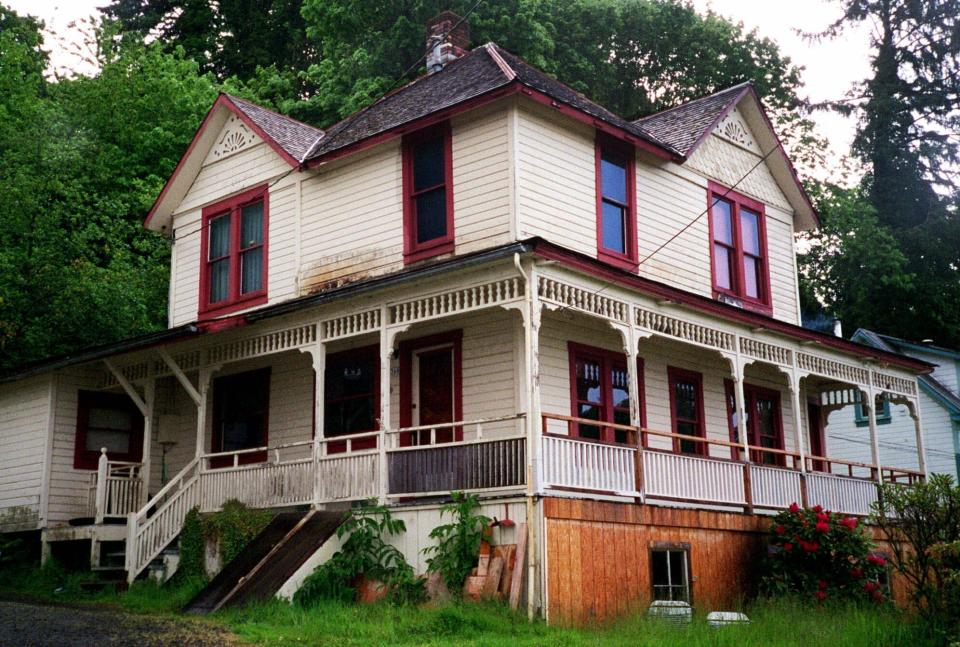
[568,342,644,444]
[723,380,785,465]
[595,135,637,270]
[324,345,379,453]
[402,123,454,263]
[74,391,144,470]
[668,366,706,456]
[200,185,268,317]
[708,182,770,313]
[211,368,270,467]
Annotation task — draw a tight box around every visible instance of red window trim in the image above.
[595,133,638,271]
[402,122,455,264]
[567,342,645,444]
[399,330,463,445]
[199,184,269,318]
[723,379,785,465]
[323,344,380,453]
[667,366,707,456]
[210,367,271,467]
[706,181,772,315]
[74,391,145,470]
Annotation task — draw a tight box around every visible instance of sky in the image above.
[4,0,873,164]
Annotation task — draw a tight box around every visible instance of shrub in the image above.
[762,503,887,604]
[174,507,206,582]
[295,502,423,606]
[873,474,960,640]
[202,499,273,565]
[423,492,491,591]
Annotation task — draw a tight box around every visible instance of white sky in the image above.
[5,0,872,164]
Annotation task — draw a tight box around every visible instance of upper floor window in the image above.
[708,182,770,313]
[74,391,144,470]
[403,123,454,263]
[668,366,706,456]
[568,342,644,444]
[595,136,637,270]
[200,185,268,317]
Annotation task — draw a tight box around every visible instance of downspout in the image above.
[513,252,539,621]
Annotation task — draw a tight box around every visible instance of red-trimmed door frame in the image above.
[667,366,707,456]
[399,330,463,445]
[567,341,645,444]
[210,367,271,467]
[322,344,380,453]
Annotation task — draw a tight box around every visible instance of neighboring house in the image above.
[826,329,960,481]
[0,13,934,624]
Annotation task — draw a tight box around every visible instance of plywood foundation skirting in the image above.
[544,497,768,625]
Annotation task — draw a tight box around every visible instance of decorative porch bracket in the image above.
[103,361,155,506]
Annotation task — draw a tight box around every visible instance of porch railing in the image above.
[88,449,144,523]
[316,431,380,503]
[385,414,527,497]
[540,413,922,516]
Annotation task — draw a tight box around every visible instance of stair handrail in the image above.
[132,455,201,524]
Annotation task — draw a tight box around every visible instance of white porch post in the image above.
[141,377,155,505]
[786,371,807,474]
[732,361,749,461]
[863,381,883,484]
[378,305,402,505]
[523,263,542,623]
[304,341,326,505]
[195,368,216,459]
[909,397,928,478]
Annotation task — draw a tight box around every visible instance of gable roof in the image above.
[146,42,816,231]
[852,328,960,415]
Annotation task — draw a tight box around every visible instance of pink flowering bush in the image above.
[762,503,888,603]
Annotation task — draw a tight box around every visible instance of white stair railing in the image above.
[90,449,144,523]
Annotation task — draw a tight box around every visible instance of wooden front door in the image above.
[746,385,784,466]
[807,401,826,471]
[413,346,456,444]
[211,368,270,468]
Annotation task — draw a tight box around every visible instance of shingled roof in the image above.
[303,43,677,161]
[226,95,324,163]
[633,83,751,158]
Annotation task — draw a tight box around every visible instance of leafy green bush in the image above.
[202,499,273,565]
[423,492,491,591]
[874,474,960,641]
[0,536,25,569]
[174,507,206,582]
[295,503,422,606]
[762,503,887,603]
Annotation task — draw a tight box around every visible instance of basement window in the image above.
[651,547,691,603]
[403,123,454,263]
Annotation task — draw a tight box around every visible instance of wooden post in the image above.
[732,361,749,462]
[125,512,137,583]
[95,448,109,524]
[786,371,807,474]
[864,381,883,484]
[195,368,215,459]
[305,341,326,506]
[141,377,155,506]
[743,462,754,514]
[909,398,928,478]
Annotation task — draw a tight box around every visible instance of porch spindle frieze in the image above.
[634,306,735,352]
[207,323,317,364]
[797,352,870,387]
[739,337,792,367]
[871,370,917,397]
[319,309,381,340]
[389,277,525,326]
[537,276,629,323]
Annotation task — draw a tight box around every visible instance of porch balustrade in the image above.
[539,413,922,516]
[88,449,144,523]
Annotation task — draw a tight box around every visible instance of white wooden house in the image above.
[0,14,933,622]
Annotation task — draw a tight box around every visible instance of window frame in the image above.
[706,181,771,314]
[402,122,455,264]
[649,542,692,604]
[723,380,785,465]
[667,366,707,456]
[567,342,645,445]
[199,184,269,317]
[595,134,638,270]
[854,398,892,427]
[74,390,145,470]
[323,344,380,453]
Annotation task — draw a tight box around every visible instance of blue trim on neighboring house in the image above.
[854,399,892,427]
[919,379,960,418]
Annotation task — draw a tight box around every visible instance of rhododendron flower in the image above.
[789,502,800,513]
[840,517,858,531]
[799,540,819,553]
[818,579,828,590]
[815,521,830,534]
[812,505,823,513]
[783,542,794,552]
[871,590,884,603]
[850,567,864,579]
[816,512,829,523]
[814,590,827,601]
[865,581,878,592]
[774,524,785,535]
[867,554,886,567]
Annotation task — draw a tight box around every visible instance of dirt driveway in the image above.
[0,600,241,646]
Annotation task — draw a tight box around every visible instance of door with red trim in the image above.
[807,401,826,471]
[413,346,456,444]
[211,368,270,468]
[746,385,784,466]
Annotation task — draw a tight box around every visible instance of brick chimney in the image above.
[425,11,469,73]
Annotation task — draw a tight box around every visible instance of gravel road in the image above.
[0,600,240,647]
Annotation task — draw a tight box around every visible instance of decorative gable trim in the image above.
[207,115,260,163]
[713,108,760,154]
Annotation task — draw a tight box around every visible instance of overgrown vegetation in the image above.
[174,507,205,582]
[423,492,490,592]
[873,474,960,642]
[762,503,887,604]
[174,500,273,582]
[295,503,423,606]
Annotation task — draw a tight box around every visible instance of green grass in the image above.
[0,563,941,646]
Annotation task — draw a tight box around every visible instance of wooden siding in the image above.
[543,498,766,624]
[0,375,50,531]
[515,101,801,325]
[538,313,800,455]
[299,104,513,297]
